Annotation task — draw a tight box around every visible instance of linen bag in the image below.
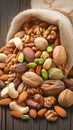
[6,7,73,73]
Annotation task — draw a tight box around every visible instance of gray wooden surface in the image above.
[0,0,73,130]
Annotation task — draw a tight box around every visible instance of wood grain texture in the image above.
[0,0,73,130]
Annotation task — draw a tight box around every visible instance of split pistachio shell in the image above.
[0,53,8,62]
[42,51,49,58]
[13,37,23,50]
[49,68,64,80]
[34,37,48,50]
[53,45,67,65]
[43,58,52,70]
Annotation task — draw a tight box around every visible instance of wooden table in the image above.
[0,0,73,130]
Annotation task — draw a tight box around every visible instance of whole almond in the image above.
[0,63,6,69]
[0,98,12,105]
[18,91,28,103]
[29,109,37,118]
[36,65,43,76]
[0,74,9,81]
[10,110,23,118]
[54,106,67,117]
[0,69,3,76]
[38,108,47,117]
[35,51,42,58]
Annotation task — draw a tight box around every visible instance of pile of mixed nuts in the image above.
[0,17,73,121]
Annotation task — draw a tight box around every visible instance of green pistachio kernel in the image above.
[40,54,47,61]
[27,62,37,69]
[21,115,29,120]
[46,46,53,53]
[70,78,73,82]
[49,68,64,80]
[18,52,24,62]
[41,68,49,80]
[34,58,44,64]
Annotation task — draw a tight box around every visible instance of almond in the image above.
[54,106,67,117]
[35,51,42,58]
[0,63,6,69]
[13,99,26,107]
[18,91,28,103]
[0,74,9,81]
[54,38,60,47]
[36,65,43,76]
[0,98,12,105]
[38,108,47,117]
[10,110,23,118]
[0,69,3,76]
[29,109,37,118]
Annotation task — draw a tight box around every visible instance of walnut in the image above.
[27,88,43,95]
[44,96,56,108]
[45,110,58,121]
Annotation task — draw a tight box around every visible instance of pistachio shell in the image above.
[43,58,52,70]
[14,37,23,50]
[53,45,67,65]
[49,68,64,80]
[34,37,48,50]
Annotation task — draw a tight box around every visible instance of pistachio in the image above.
[46,46,53,53]
[23,47,35,62]
[13,37,23,50]
[41,69,49,80]
[27,62,37,69]
[43,58,52,70]
[18,52,24,63]
[49,68,64,80]
[0,80,5,89]
[0,53,8,62]
[42,51,49,58]
[34,37,48,50]
[22,72,43,87]
[21,115,29,120]
[14,63,27,73]
[53,45,67,65]
[34,58,44,64]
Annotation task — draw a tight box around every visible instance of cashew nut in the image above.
[10,101,29,114]
[8,83,19,99]
[1,87,9,98]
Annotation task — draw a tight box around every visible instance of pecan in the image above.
[44,96,56,108]
[45,110,58,121]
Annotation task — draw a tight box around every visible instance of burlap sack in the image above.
[6,9,73,73]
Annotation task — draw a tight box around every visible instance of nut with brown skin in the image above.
[38,108,47,117]
[34,94,44,107]
[29,109,37,118]
[45,110,58,121]
[44,96,56,108]
[26,99,40,109]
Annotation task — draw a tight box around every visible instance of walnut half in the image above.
[44,96,56,108]
[45,110,58,121]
